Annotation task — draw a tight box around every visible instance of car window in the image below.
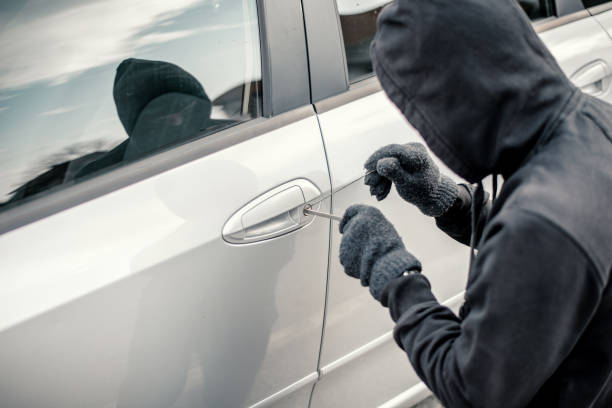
[518,0,555,20]
[581,0,610,7]
[0,0,262,211]
[336,0,392,83]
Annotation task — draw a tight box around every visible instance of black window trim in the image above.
[257,0,310,116]
[301,0,349,103]
[0,0,313,235]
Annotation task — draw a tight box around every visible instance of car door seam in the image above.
[307,113,334,408]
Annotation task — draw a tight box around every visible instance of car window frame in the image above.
[533,0,612,32]
[588,1,612,13]
[0,0,312,235]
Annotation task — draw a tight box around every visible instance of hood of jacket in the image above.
[371,0,576,183]
[112,58,212,160]
[113,58,211,137]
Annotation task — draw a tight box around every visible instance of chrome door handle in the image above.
[571,61,609,96]
[223,179,322,244]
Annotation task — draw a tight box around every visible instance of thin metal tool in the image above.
[303,170,377,221]
[303,204,342,222]
[305,169,377,208]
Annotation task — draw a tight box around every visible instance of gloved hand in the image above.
[339,204,421,301]
[364,143,458,217]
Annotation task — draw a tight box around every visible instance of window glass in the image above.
[336,0,392,83]
[0,0,261,211]
[518,0,555,20]
[582,0,609,7]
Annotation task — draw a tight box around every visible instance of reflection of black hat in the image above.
[74,59,212,180]
[113,58,212,160]
[114,58,211,135]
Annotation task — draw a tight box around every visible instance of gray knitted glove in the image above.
[339,205,422,301]
[364,143,458,217]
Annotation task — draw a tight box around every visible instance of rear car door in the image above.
[303,1,469,407]
[0,1,330,407]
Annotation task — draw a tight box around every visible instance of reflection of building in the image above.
[211,81,262,121]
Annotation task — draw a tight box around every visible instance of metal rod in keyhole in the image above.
[303,204,342,222]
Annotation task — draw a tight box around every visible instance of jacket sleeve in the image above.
[435,184,490,246]
[380,209,603,408]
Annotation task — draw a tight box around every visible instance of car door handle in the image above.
[571,61,609,96]
[222,179,322,244]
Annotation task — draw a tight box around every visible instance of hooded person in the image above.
[76,58,212,178]
[337,1,612,407]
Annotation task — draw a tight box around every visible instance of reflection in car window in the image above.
[582,0,610,7]
[518,0,555,20]
[0,0,262,211]
[336,0,392,83]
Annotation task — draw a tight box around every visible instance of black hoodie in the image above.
[372,1,612,407]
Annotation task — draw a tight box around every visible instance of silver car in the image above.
[0,0,611,407]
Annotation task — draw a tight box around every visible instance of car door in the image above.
[590,0,612,50]
[304,1,611,407]
[536,0,612,103]
[0,1,330,407]
[302,1,469,407]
